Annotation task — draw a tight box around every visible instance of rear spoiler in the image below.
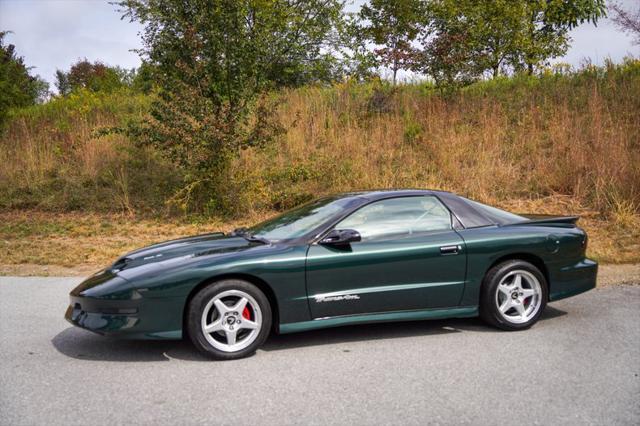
[506,215,579,227]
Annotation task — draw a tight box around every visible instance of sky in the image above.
[1,0,638,90]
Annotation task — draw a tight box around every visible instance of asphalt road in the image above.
[0,277,638,426]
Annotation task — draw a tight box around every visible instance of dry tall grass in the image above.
[0,89,176,213]
[1,60,638,220]
[232,61,640,220]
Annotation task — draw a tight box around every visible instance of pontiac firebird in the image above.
[66,190,597,359]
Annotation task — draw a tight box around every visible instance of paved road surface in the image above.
[1,277,638,425]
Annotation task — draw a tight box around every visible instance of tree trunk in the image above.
[393,57,398,85]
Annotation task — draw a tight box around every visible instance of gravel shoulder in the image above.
[597,263,640,286]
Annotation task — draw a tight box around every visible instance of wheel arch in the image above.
[182,273,280,337]
[485,253,550,297]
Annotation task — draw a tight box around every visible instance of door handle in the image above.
[440,245,460,255]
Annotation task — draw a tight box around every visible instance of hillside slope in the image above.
[1,61,638,264]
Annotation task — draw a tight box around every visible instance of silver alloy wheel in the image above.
[495,270,542,324]
[200,289,262,353]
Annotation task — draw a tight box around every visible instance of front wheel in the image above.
[480,260,548,331]
[187,280,272,360]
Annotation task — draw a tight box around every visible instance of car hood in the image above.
[110,232,262,272]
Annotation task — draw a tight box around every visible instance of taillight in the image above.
[581,233,588,253]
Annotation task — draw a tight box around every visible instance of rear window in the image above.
[462,198,526,225]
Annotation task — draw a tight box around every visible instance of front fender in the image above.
[117,244,311,325]
[70,270,136,299]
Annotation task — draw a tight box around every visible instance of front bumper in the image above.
[65,295,140,336]
[65,272,185,340]
[65,296,184,339]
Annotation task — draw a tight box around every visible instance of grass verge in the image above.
[1,196,638,277]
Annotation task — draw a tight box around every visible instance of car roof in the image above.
[333,189,451,201]
[328,189,499,229]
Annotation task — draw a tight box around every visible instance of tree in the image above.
[516,0,607,74]
[332,13,379,81]
[0,31,49,123]
[359,0,426,84]
[419,0,528,80]
[54,70,71,96]
[417,0,607,84]
[131,61,155,94]
[610,1,640,45]
[414,27,482,87]
[117,0,343,212]
[55,59,124,95]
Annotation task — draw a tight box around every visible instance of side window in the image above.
[337,196,452,241]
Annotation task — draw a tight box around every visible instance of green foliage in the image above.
[402,114,423,144]
[516,0,607,73]
[366,82,396,114]
[54,59,157,96]
[332,13,379,82]
[359,0,426,84]
[415,0,607,85]
[0,31,49,125]
[117,0,343,213]
[7,86,150,123]
[55,59,127,95]
[130,61,156,94]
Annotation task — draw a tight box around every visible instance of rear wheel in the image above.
[480,260,547,331]
[187,279,272,360]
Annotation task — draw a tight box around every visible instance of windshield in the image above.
[249,196,361,241]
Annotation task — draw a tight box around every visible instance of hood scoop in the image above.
[107,233,259,272]
[193,243,256,258]
[111,257,133,272]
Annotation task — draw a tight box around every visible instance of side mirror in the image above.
[319,229,361,246]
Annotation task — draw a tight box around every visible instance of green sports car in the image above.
[66,190,597,359]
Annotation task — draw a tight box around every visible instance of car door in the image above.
[305,195,466,319]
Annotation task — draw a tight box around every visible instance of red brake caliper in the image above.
[242,306,251,320]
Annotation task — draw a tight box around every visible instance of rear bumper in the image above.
[549,258,598,301]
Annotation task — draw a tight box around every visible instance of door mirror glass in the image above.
[319,229,361,246]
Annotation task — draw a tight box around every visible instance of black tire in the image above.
[480,260,548,331]
[187,279,272,360]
